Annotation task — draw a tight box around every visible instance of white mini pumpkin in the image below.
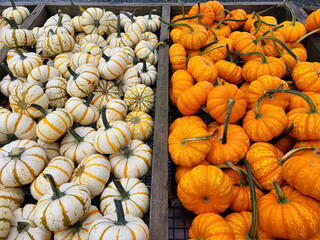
[124,84,155,113]
[91,80,121,108]
[2,1,30,25]
[0,185,24,211]
[70,52,99,70]
[124,111,154,141]
[45,77,68,108]
[37,140,60,161]
[0,200,13,239]
[134,60,157,86]
[80,7,109,35]
[0,63,26,97]
[54,52,73,79]
[96,99,128,127]
[79,33,107,48]
[27,65,61,87]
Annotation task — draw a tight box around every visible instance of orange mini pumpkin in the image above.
[305,8,320,32]
[292,62,320,92]
[169,70,194,106]
[169,115,206,134]
[188,2,215,27]
[187,55,218,83]
[169,43,187,72]
[177,165,233,215]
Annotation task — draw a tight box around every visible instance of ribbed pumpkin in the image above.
[0,186,24,211]
[188,212,235,240]
[177,81,214,116]
[91,80,121,108]
[188,2,216,27]
[259,182,320,240]
[169,70,194,106]
[305,8,320,32]
[0,63,26,97]
[292,62,320,92]
[175,160,211,184]
[215,60,243,85]
[288,91,320,111]
[0,200,13,239]
[187,55,218,84]
[169,43,187,72]
[124,84,155,113]
[42,32,75,57]
[27,65,61,87]
[169,115,206,134]
[80,7,109,35]
[177,165,233,215]
[124,111,154,141]
[2,0,30,25]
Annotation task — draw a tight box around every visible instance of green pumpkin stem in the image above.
[85,94,94,106]
[273,181,289,203]
[217,18,247,29]
[270,123,295,145]
[141,59,148,73]
[255,4,280,15]
[199,40,218,52]
[253,35,299,63]
[222,98,235,144]
[9,147,26,158]
[94,19,100,28]
[159,18,195,33]
[181,128,218,145]
[148,9,156,20]
[244,159,258,240]
[292,28,320,49]
[1,62,16,80]
[200,21,218,41]
[14,48,27,60]
[3,17,19,29]
[177,0,185,18]
[113,180,130,200]
[262,24,285,37]
[114,199,127,226]
[120,10,135,22]
[10,0,17,10]
[252,13,262,36]
[49,29,56,36]
[67,65,79,79]
[17,220,36,233]
[101,106,111,130]
[28,103,48,116]
[44,174,66,200]
[225,161,248,186]
[264,88,318,113]
[187,45,224,60]
[278,146,316,164]
[116,14,121,38]
[71,2,82,16]
[57,10,63,27]
[101,53,111,62]
[227,51,267,64]
[67,128,84,143]
[172,14,203,24]
[283,0,296,26]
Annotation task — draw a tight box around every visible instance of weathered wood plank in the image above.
[149,4,170,240]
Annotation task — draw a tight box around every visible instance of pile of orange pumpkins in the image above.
[168,1,320,239]
[0,1,162,239]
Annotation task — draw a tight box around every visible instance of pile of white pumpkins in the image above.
[0,1,162,239]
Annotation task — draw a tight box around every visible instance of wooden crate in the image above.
[167,2,320,240]
[0,3,170,240]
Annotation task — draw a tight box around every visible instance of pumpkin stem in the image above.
[44,174,66,200]
[9,147,26,158]
[251,12,262,36]
[15,48,27,60]
[181,128,218,145]
[17,220,36,233]
[225,161,248,186]
[227,50,267,64]
[283,0,296,26]
[278,146,316,164]
[120,10,135,22]
[118,145,133,158]
[200,21,218,41]
[49,29,56,36]
[67,65,79,79]
[222,98,235,144]
[254,35,299,63]
[85,94,94,106]
[217,18,247,29]
[255,4,280,15]
[71,2,83,16]
[93,19,100,27]
[159,18,195,33]
[177,0,185,18]
[186,45,224,60]
[113,180,130,200]
[264,88,318,113]
[114,199,127,226]
[244,159,258,240]
[116,14,121,38]
[270,123,295,145]
[1,62,16,80]
[148,9,156,20]
[69,221,83,233]
[199,40,218,52]
[10,0,17,10]
[101,106,111,130]
[291,28,320,49]
[56,10,63,27]
[262,24,284,37]
[28,103,48,116]
[172,14,203,24]
[141,58,148,73]
[3,17,19,29]
[101,53,111,62]
[273,181,289,203]
[67,128,84,143]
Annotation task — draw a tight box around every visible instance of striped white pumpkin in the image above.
[27,65,61,87]
[0,139,47,187]
[0,65,27,97]
[105,11,117,35]
[36,108,73,143]
[96,99,128,128]
[54,52,73,79]
[0,107,11,115]
[141,31,159,47]
[44,12,75,37]
[124,111,154,141]
[80,8,109,35]
[0,200,13,239]
[30,175,91,232]
[9,83,49,119]
[79,33,107,48]
[66,64,100,98]
[119,11,136,28]
[32,27,45,38]
[45,77,68,108]
[6,47,27,62]
[0,186,24,211]
[1,28,36,48]
[42,33,75,57]
[91,80,121,108]
[35,36,51,59]
[134,60,157,86]
[100,178,150,218]
[0,112,37,144]
[107,30,142,49]
[94,109,131,154]
[30,156,74,201]
[54,205,102,240]
[7,204,52,240]
[123,46,135,67]
[71,16,84,33]
[60,127,98,165]
[144,14,161,33]
[2,5,30,25]
[37,140,60,161]
[7,51,43,78]
[135,40,158,65]
[110,139,152,178]
[65,97,100,125]
[80,42,102,60]
[117,67,142,94]
[70,154,111,198]
[75,32,86,44]
[98,47,128,80]
[124,84,155,113]
[70,52,99,70]
[124,15,148,34]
